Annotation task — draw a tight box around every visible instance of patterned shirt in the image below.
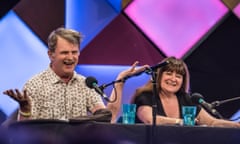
[23,67,105,120]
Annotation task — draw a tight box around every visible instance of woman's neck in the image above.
[159,91,176,100]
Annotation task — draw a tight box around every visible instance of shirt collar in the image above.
[47,67,79,84]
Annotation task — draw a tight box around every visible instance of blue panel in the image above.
[66,0,119,50]
[107,0,122,13]
[0,11,49,116]
[230,110,240,122]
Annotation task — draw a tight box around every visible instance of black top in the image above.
[134,91,201,123]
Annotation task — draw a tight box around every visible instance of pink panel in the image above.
[124,0,228,58]
[233,4,240,19]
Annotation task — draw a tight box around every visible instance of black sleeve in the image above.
[181,93,202,116]
[133,92,154,123]
[134,92,153,108]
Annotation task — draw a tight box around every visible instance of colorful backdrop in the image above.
[0,0,240,122]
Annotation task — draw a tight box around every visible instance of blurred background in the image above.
[0,0,240,123]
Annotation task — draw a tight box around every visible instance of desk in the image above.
[7,120,240,144]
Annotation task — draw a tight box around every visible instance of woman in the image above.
[131,57,240,128]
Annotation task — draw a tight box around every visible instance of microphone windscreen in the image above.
[191,93,204,104]
[85,76,98,88]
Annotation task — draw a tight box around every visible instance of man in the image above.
[3,27,146,122]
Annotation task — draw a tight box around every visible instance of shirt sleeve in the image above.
[86,88,105,112]
[23,78,40,119]
[134,92,153,108]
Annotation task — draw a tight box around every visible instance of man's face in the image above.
[48,37,80,78]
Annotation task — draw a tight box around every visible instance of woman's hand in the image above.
[116,61,149,82]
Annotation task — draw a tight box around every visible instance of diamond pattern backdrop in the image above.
[0,0,239,122]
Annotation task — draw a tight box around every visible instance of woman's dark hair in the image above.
[131,56,190,103]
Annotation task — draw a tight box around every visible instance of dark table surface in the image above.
[5,120,240,144]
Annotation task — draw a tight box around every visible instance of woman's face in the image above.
[160,71,183,94]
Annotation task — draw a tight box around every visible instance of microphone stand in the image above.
[110,67,158,125]
[97,79,124,103]
[150,70,158,126]
[98,71,146,103]
[210,108,223,119]
[210,97,240,119]
[211,97,240,108]
[99,68,158,144]
[147,69,158,144]
[152,71,158,144]
[99,68,148,91]
[99,64,165,144]
[99,79,123,91]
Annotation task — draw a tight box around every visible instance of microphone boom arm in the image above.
[211,97,240,108]
[100,61,169,90]
[99,79,123,91]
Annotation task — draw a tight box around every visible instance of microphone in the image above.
[85,76,110,102]
[191,93,223,119]
[121,60,170,82]
[147,60,170,72]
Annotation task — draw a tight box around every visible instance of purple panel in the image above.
[14,0,65,45]
[124,0,228,58]
[79,14,164,65]
[233,3,240,19]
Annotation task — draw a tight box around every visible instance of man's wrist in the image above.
[19,109,31,117]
